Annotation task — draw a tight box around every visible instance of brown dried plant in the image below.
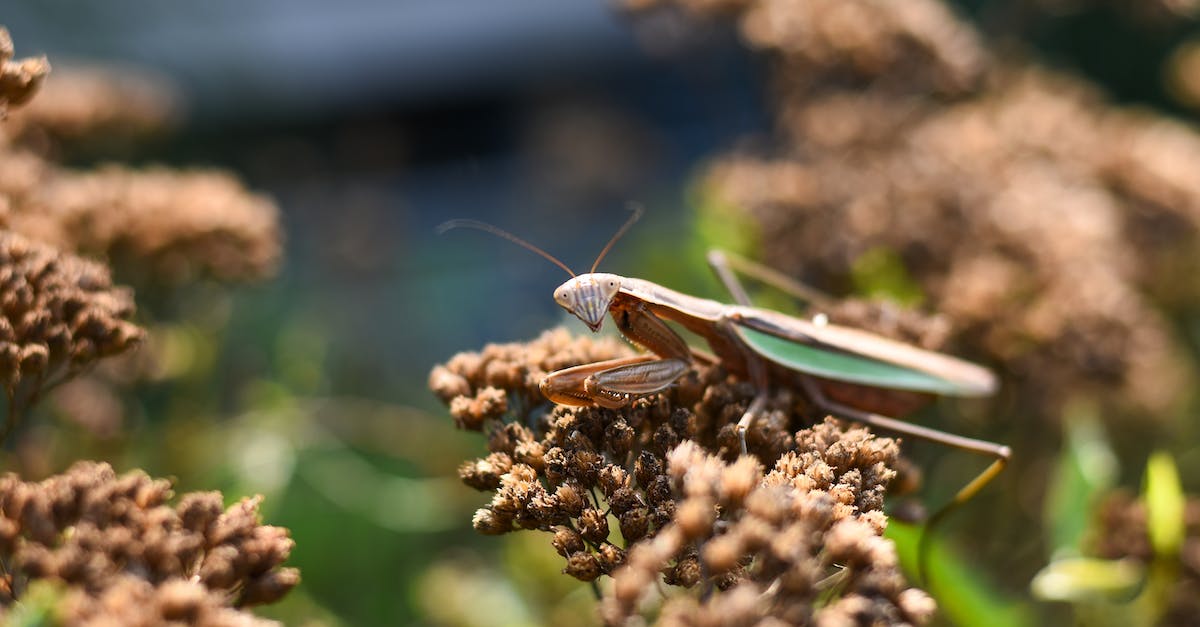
[2,64,177,146]
[0,23,279,433]
[431,329,931,626]
[0,27,49,121]
[0,231,143,440]
[0,152,283,286]
[0,29,281,285]
[0,461,299,625]
[0,27,297,626]
[11,166,283,284]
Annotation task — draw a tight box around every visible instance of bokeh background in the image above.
[3,1,1200,625]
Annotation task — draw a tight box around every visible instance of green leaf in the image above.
[1043,403,1118,557]
[888,522,1032,627]
[1030,557,1144,602]
[689,179,759,261]
[1142,451,1185,558]
[849,247,924,306]
[4,580,66,627]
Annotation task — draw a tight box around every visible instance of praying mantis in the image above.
[440,208,1010,574]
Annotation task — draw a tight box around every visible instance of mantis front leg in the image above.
[541,305,693,409]
[540,354,690,408]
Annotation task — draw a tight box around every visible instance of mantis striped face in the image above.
[553,274,622,332]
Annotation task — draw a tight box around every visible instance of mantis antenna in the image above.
[591,204,643,273]
[436,219,576,278]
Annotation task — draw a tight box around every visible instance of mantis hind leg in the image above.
[708,248,834,454]
[735,354,770,456]
[706,251,801,455]
[706,250,833,309]
[543,305,696,409]
[798,375,1009,583]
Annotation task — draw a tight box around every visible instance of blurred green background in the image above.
[4,1,1200,625]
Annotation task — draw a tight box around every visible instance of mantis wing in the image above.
[731,310,996,397]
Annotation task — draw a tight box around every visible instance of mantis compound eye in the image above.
[553,288,573,309]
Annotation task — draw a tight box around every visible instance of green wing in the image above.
[734,324,966,395]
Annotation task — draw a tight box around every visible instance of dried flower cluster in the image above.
[0,24,296,626]
[0,28,49,120]
[626,0,989,96]
[0,231,142,433]
[432,330,929,625]
[0,25,281,284]
[430,328,636,431]
[603,434,931,626]
[15,166,282,283]
[59,574,279,627]
[0,155,282,284]
[3,64,176,145]
[0,461,299,625]
[1093,491,1200,626]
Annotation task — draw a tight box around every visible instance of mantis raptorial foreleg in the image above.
[541,355,689,408]
[611,302,692,362]
[542,305,692,409]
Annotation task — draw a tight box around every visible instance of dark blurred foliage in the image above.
[1,0,1199,625]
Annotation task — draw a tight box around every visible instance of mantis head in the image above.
[553,273,621,332]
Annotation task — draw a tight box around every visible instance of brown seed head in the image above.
[579,507,611,544]
[552,526,586,558]
[564,551,602,582]
[0,231,142,398]
[0,462,296,621]
[433,332,922,625]
[0,28,50,118]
